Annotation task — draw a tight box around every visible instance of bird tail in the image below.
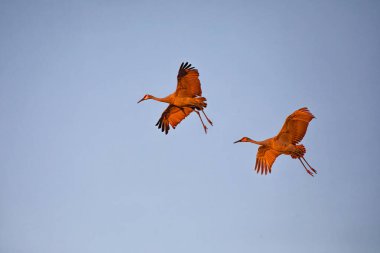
[195,97,207,109]
[291,145,306,159]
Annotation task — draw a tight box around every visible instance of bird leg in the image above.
[298,158,314,177]
[301,157,317,174]
[194,110,208,134]
[201,109,213,126]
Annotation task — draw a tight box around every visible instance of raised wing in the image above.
[254,146,281,175]
[155,105,194,134]
[276,107,315,145]
[175,62,202,98]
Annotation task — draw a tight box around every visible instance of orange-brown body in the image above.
[138,62,212,134]
[234,107,316,176]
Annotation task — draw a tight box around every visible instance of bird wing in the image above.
[155,105,194,134]
[254,146,281,175]
[175,62,202,98]
[276,107,315,145]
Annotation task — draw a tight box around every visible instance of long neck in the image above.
[150,95,173,104]
[248,139,268,146]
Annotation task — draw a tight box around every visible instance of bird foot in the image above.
[310,167,317,174]
[306,170,314,177]
[203,126,208,134]
[207,119,213,126]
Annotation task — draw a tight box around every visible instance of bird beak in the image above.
[137,98,145,103]
[233,140,241,144]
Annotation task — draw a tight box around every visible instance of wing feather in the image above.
[155,105,194,134]
[176,62,202,97]
[254,146,281,175]
[276,107,315,145]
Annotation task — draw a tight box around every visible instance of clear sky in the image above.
[1,0,379,252]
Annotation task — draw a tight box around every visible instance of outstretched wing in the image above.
[155,105,194,134]
[254,146,281,175]
[276,107,315,145]
[175,62,202,98]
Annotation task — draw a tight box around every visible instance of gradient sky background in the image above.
[1,0,379,252]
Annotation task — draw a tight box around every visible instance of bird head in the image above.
[233,137,252,144]
[137,94,153,103]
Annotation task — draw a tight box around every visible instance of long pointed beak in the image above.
[233,140,241,144]
[137,98,145,103]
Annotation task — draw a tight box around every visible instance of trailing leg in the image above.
[194,110,208,134]
[298,158,314,177]
[201,109,213,126]
[301,157,317,174]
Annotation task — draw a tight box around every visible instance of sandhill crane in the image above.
[138,62,213,134]
[234,107,317,176]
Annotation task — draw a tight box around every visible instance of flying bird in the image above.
[234,107,317,176]
[138,62,213,134]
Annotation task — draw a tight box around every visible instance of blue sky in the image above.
[1,0,379,252]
